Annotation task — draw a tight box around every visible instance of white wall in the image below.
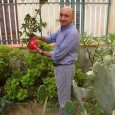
[84,0,108,37]
[109,0,115,33]
[17,0,115,38]
[17,0,60,37]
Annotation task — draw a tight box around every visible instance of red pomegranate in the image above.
[28,37,39,50]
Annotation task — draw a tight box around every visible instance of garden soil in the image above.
[5,101,80,115]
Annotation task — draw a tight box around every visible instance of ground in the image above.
[4,100,81,115]
[5,101,59,115]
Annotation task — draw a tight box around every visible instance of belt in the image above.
[53,63,73,66]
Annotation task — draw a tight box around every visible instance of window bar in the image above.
[2,0,8,44]
[71,0,75,9]
[30,0,33,16]
[13,0,18,44]
[36,0,40,36]
[89,0,92,35]
[94,0,97,37]
[74,0,76,28]
[69,0,71,7]
[19,0,22,28]
[48,1,51,34]
[80,0,82,34]
[84,0,87,33]
[99,0,102,37]
[106,0,111,36]
[60,0,63,8]
[64,0,66,7]
[8,0,13,44]
[59,0,61,28]
[41,1,44,35]
[0,24,3,45]
[104,0,107,36]
[53,0,56,31]
[25,0,27,14]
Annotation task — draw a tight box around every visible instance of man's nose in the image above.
[61,16,65,20]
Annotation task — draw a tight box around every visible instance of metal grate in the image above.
[0,0,111,45]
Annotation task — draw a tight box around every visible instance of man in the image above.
[29,6,80,115]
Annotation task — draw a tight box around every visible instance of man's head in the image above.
[59,6,74,27]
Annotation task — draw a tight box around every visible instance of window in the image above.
[0,0,18,44]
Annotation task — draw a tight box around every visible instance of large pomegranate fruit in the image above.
[28,37,39,50]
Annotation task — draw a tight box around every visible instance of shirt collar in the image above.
[61,23,73,31]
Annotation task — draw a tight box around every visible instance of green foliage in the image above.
[4,49,54,101]
[74,63,88,87]
[0,96,10,113]
[38,85,48,103]
[16,89,28,101]
[19,0,48,44]
[94,103,105,115]
[19,9,47,44]
[3,49,28,101]
[80,33,115,66]
[37,77,57,115]
[65,100,75,115]
[37,77,57,111]
[0,44,55,102]
[83,98,106,115]
[0,46,12,80]
[105,33,115,55]
[5,77,28,101]
[72,80,88,114]
[37,85,49,115]
[91,56,115,114]
[39,0,48,4]
[80,33,115,114]
[42,77,57,100]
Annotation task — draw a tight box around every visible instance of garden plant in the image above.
[80,33,115,114]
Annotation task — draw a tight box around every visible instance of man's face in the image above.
[59,8,74,27]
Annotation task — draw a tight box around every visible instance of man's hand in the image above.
[28,45,51,57]
[28,45,42,54]
[34,45,43,54]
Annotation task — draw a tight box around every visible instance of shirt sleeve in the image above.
[45,30,59,44]
[50,32,80,61]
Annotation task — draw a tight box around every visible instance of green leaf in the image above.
[38,85,48,102]
[65,100,75,115]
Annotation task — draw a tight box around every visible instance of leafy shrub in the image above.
[80,33,115,66]
[0,43,55,101]
[0,44,89,101]
[42,77,57,100]
[0,46,12,86]
[74,63,89,87]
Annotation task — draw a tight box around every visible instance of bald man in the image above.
[29,6,80,115]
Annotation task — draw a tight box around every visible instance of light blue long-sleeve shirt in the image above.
[46,23,80,64]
